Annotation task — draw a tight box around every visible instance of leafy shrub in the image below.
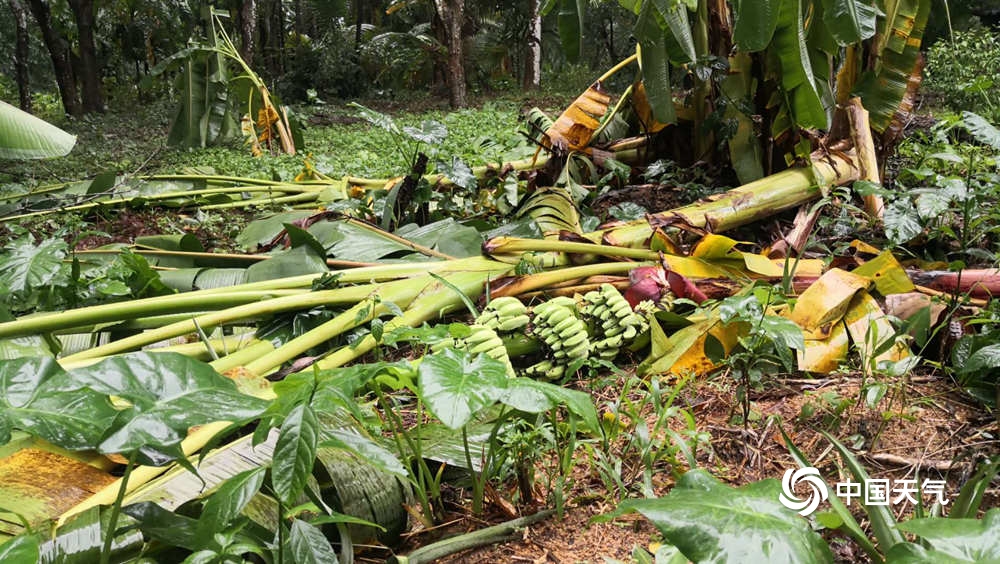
[925,27,1000,119]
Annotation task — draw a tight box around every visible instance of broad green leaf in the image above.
[78,352,268,463]
[287,519,339,564]
[884,542,971,564]
[134,233,205,253]
[635,3,676,125]
[0,100,76,159]
[349,102,401,135]
[236,211,315,251]
[962,111,1000,150]
[309,220,417,261]
[198,467,267,535]
[895,509,1000,563]
[272,404,320,505]
[122,501,201,551]
[396,218,483,258]
[501,378,601,434]
[732,0,780,51]
[557,0,585,63]
[760,315,805,350]
[614,469,834,563]
[772,0,828,129]
[0,356,117,449]
[402,120,447,145]
[0,237,68,295]
[0,534,39,564]
[434,156,477,191]
[650,0,696,64]
[821,0,877,45]
[960,344,1000,375]
[418,349,508,429]
[320,426,407,477]
[246,245,329,283]
[884,200,924,245]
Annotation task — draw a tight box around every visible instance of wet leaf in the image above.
[287,518,339,564]
[198,467,267,536]
[272,404,320,505]
[0,534,39,564]
[0,237,68,295]
[613,469,833,563]
[418,349,508,430]
[0,357,117,449]
[78,352,268,464]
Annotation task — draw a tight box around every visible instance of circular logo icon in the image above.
[779,467,828,516]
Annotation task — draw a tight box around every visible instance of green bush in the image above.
[925,27,1000,119]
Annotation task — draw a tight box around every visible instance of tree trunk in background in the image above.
[27,0,82,116]
[293,0,302,35]
[259,0,284,76]
[354,0,363,50]
[67,0,104,112]
[432,0,466,108]
[524,0,541,89]
[238,0,257,65]
[8,0,32,112]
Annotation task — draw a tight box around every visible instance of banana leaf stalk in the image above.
[0,257,504,340]
[75,248,378,269]
[594,149,861,247]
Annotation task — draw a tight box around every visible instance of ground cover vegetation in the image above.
[2,0,1000,562]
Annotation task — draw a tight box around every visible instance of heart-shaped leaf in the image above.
[894,509,1000,563]
[76,352,268,464]
[613,469,834,564]
[0,356,117,449]
[417,349,508,429]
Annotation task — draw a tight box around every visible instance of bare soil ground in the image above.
[379,370,999,563]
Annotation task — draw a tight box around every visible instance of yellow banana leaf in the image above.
[843,290,911,371]
[852,250,915,295]
[789,268,872,334]
[639,315,739,377]
[797,321,850,374]
[544,83,612,151]
[0,448,116,540]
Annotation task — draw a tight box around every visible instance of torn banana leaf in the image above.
[797,320,850,374]
[788,268,871,336]
[842,290,911,371]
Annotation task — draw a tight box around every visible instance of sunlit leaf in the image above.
[418,349,508,430]
[613,469,834,563]
[0,100,75,159]
[272,404,320,505]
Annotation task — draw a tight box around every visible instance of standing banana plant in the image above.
[549,0,931,210]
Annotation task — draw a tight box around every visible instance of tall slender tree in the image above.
[432,0,466,107]
[8,0,32,112]
[524,0,541,89]
[27,0,82,116]
[67,0,104,112]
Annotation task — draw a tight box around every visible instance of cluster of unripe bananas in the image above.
[431,286,652,380]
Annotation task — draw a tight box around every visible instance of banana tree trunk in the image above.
[595,149,861,248]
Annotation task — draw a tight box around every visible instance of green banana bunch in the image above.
[431,323,516,377]
[476,296,531,333]
[580,284,650,360]
[525,296,590,379]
